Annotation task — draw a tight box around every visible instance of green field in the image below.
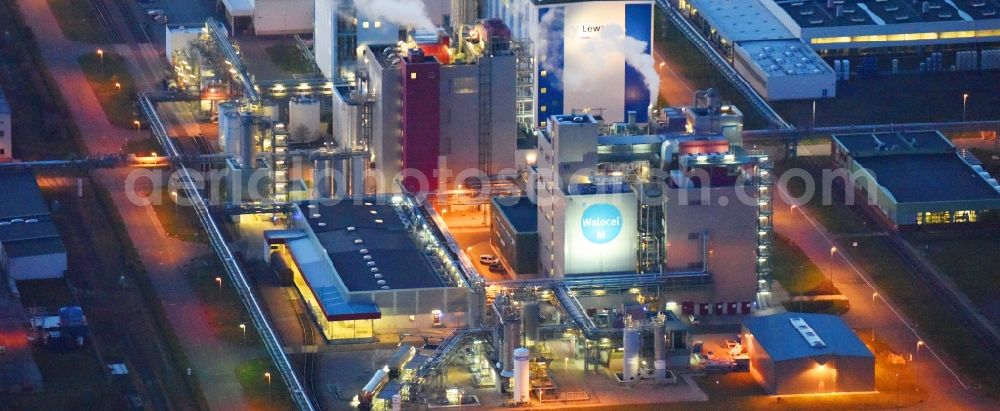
[78,52,139,130]
[777,157,870,234]
[265,43,315,75]
[903,228,1000,310]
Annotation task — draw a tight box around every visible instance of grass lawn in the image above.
[123,137,163,156]
[45,0,108,43]
[772,235,848,315]
[78,52,139,129]
[185,255,262,347]
[0,347,123,410]
[778,157,870,234]
[235,357,296,410]
[902,228,1000,311]
[843,236,1000,395]
[265,43,314,75]
[652,8,767,129]
[151,186,208,243]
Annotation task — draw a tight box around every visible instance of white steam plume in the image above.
[574,24,659,106]
[353,0,436,31]
[534,8,565,87]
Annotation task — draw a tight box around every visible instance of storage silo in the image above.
[622,325,641,381]
[289,96,321,143]
[512,348,530,404]
[221,111,242,156]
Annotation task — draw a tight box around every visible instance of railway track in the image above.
[89,0,125,43]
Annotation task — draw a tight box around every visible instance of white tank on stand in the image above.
[289,96,321,143]
[219,102,241,154]
[512,347,530,404]
[623,325,641,381]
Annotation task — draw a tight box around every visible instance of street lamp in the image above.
[115,82,121,93]
[97,49,104,74]
[264,372,272,401]
[828,247,838,284]
[872,292,879,343]
[240,323,246,345]
[963,93,969,122]
[171,191,178,215]
[916,340,925,354]
[133,120,141,143]
[215,276,222,300]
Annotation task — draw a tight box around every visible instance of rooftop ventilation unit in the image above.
[347,226,356,231]
[789,317,827,348]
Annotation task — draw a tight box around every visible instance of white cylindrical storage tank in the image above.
[653,322,667,379]
[289,96,321,143]
[219,108,242,154]
[623,327,641,381]
[512,347,530,404]
[260,100,279,121]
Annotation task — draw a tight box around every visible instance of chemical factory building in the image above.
[266,198,473,342]
[490,0,656,124]
[490,197,539,274]
[832,131,1000,227]
[339,21,517,194]
[0,169,67,280]
[743,313,874,395]
[0,88,10,162]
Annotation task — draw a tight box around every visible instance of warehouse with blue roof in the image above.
[0,169,67,281]
[743,313,874,395]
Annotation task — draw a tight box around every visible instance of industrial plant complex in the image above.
[3,0,1000,410]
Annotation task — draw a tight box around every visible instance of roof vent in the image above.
[366,261,376,267]
[359,248,369,254]
[317,222,327,227]
[354,239,364,244]
[370,267,379,273]
[374,273,383,279]
[347,226,356,231]
[789,317,827,348]
[311,214,321,218]
[377,280,386,285]
[363,255,373,260]
[381,286,390,290]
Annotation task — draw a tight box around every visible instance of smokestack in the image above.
[240,112,255,168]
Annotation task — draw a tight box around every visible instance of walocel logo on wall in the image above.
[581,203,623,244]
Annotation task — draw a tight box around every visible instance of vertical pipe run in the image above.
[240,112,255,168]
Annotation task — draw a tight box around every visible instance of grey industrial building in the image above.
[490,197,539,274]
[743,313,875,395]
[0,169,67,281]
[832,130,1000,227]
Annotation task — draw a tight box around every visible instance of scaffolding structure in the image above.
[750,151,774,309]
[512,39,534,135]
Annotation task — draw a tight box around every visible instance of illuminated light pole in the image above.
[133,120,141,143]
[215,276,222,300]
[916,340,924,357]
[97,49,104,74]
[240,323,246,345]
[171,191,178,215]
[828,247,838,285]
[871,292,879,343]
[963,93,969,122]
[264,372,272,401]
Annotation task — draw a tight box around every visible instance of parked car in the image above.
[488,262,506,273]
[479,254,499,265]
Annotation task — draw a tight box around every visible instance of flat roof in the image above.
[0,169,51,220]
[833,130,955,155]
[743,313,874,362]
[0,219,60,243]
[493,197,538,233]
[220,0,253,16]
[772,0,994,28]
[855,153,1000,203]
[273,230,381,321]
[688,0,794,42]
[2,236,66,257]
[737,39,833,77]
[302,201,445,292]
